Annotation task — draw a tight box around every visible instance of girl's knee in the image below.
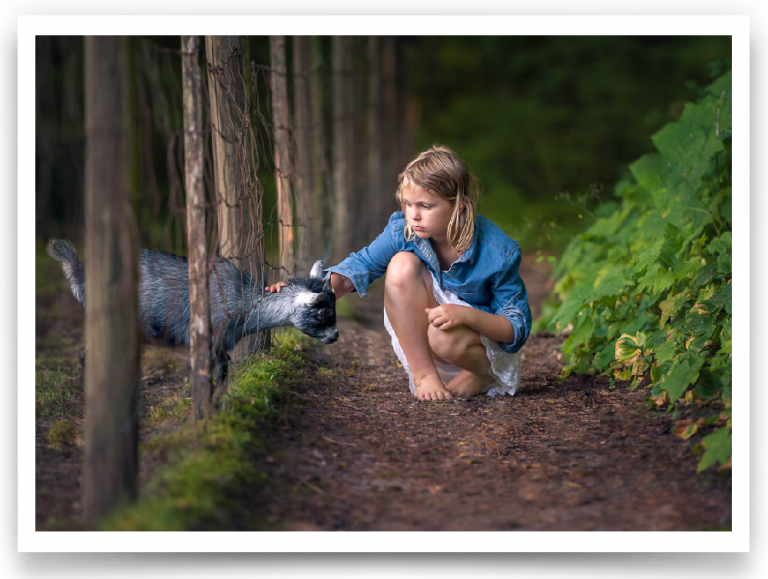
[385,252,425,288]
[428,324,478,363]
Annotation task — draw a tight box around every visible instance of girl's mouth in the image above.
[413,226,426,231]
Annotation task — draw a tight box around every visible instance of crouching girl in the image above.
[267,145,532,401]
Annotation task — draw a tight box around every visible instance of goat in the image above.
[47,239,338,383]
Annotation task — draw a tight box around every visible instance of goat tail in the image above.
[47,239,86,307]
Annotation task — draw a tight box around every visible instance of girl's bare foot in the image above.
[414,374,453,401]
[445,370,496,398]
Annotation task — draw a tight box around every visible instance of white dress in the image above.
[383,271,521,397]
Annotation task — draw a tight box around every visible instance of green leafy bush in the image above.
[541,72,732,472]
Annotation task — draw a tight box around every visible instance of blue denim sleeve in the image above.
[323,213,403,299]
[491,247,532,353]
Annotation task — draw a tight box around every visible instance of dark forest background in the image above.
[36,35,731,255]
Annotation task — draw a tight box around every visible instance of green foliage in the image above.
[409,36,731,251]
[541,72,732,472]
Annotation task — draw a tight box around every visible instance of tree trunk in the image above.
[182,35,213,422]
[270,36,297,279]
[205,36,264,362]
[83,36,140,525]
[124,37,143,234]
[332,36,355,264]
[382,37,400,218]
[293,36,314,275]
[205,36,247,269]
[367,36,385,239]
[351,37,368,250]
[310,37,331,255]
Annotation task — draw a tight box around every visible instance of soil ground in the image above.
[35,254,732,531]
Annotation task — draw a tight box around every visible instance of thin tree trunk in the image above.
[367,36,385,238]
[352,38,369,250]
[124,37,143,232]
[205,36,246,269]
[332,36,355,263]
[270,36,297,278]
[310,37,331,254]
[205,36,263,363]
[382,37,400,216]
[83,36,140,525]
[293,36,314,275]
[399,41,416,172]
[182,35,212,421]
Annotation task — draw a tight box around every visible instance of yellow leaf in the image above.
[563,481,582,488]
[674,422,698,439]
[652,391,670,407]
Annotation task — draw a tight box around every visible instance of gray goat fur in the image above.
[47,239,338,363]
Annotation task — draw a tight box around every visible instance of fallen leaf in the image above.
[674,422,698,439]
[652,391,670,407]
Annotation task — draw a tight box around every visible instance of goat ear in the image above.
[295,291,324,308]
[310,260,324,279]
[323,275,334,295]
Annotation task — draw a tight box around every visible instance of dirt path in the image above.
[35,255,731,531]
[246,257,732,531]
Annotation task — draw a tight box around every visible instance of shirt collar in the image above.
[412,216,480,268]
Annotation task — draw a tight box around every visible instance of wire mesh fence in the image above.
[36,35,413,367]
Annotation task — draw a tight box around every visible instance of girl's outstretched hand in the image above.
[425,305,467,331]
[265,281,289,293]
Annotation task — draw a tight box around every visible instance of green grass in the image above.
[35,367,80,418]
[45,419,78,447]
[100,329,311,531]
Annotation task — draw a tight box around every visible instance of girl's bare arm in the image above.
[426,304,515,344]
[329,272,355,299]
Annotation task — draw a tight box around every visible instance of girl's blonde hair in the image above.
[395,145,479,253]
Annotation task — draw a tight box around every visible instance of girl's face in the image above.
[401,178,454,246]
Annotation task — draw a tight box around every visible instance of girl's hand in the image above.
[265,281,289,293]
[425,305,467,331]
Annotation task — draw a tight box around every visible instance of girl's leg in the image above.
[427,318,497,398]
[384,252,452,400]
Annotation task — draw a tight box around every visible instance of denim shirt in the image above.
[324,211,532,353]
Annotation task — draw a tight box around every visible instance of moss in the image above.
[101,329,313,531]
[45,419,78,447]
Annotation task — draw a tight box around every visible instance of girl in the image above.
[267,145,532,401]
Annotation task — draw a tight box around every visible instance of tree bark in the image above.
[293,36,315,275]
[83,36,140,525]
[332,36,355,264]
[270,36,297,278]
[310,37,331,253]
[205,36,247,269]
[182,35,213,422]
[205,36,265,362]
[367,37,385,239]
[382,37,400,218]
